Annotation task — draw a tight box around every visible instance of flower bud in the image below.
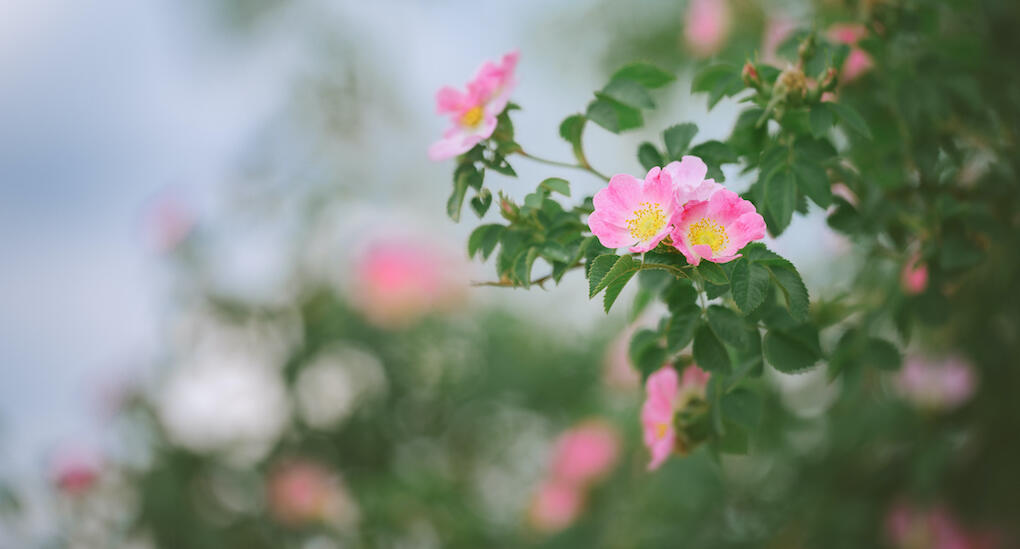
[776,66,808,104]
[499,192,520,222]
[820,67,839,91]
[741,61,760,88]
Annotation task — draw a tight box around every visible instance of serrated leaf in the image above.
[601,78,655,109]
[593,254,641,297]
[731,259,770,313]
[470,188,493,217]
[825,102,873,139]
[697,262,728,285]
[638,142,664,171]
[763,327,820,373]
[467,224,504,259]
[447,174,469,222]
[693,322,731,372]
[768,264,810,321]
[794,160,832,208]
[664,278,698,312]
[692,65,744,107]
[513,247,540,287]
[604,270,637,313]
[538,177,570,197]
[664,123,698,160]
[666,304,701,352]
[765,167,796,233]
[862,337,901,371]
[587,96,644,133]
[611,62,675,88]
[587,254,620,297]
[706,305,750,349]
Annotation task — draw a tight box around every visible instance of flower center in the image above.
[687,217,729,254]
[655,422,669,440]
[460,106,484,128]
[625,202,667,242]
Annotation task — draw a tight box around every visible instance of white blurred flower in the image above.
[294,345,386,430]
[158,349,291,465]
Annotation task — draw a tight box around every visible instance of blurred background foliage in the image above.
[1,0,1018,548]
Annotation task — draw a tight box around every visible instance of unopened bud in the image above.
[499,192,520,222]
[820,67,838,91]
[741,61,760,87]
[776,66,808,104]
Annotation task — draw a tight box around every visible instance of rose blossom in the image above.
[669,188,767,266]
[428,51,519,161]
[549,421,620,486]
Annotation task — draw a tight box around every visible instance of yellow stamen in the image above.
[625,202,667,242]
[460,106,484,128]
[687,217,729,254]
[655,422,669,439]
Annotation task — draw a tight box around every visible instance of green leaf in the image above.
[706,305,750,349]
[794,160,832,208]
[638,142,664,171]
[539,177,570,197]
[587,96,644,133]
[539,242,572,264]
[604,270,638,313]
[664,278,698,312]
[763,327,821,373]
[691,64,744,108]
[593,254,641,297]
[513,247,540,287]
[697,262,728,285]
[664,123,698,160]
[825,102,873,139]
[809,104,835,137]
[601,78,655,109]
[629,329,667,378]
[523,192,544,210]
[721,388,762,430]
[716,422,749,454]
[587,254,620,297]
[765,167,797,233]
[611,62,676,88]
[467,224,504,259]
[666,304,701,352]
[470,188,493,217]
[447,174,469,222]
[731,259,770,313]
[693,322,731,373]
[559,114,587,164]
[769,264,810,321]
[862,337,902,371]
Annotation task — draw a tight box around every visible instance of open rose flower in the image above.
[268,459,359,528]
[549,421,620,486]
[670,188,766,265]
[428,50,519,161]
[828,24,874,82]
[642,365,711,470]
[589,157,720,253]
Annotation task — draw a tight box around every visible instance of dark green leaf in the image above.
[593,254,641,296]
[694,322,731,373]
[765,167,796,233]
[666,304,701,352]
[604,270,638,313]
[638,142,664,171]
[587,96,644,133]
[611,62,676,88]
[809,104,835,137]
[862,337,902,371]
[447,173,470,222]
[706,305,750,349]
[467,224,504,259]
[587,254,620,297]
[559,114,587,164]
[697,262,728,285]
[769,264,810,321]
[601,78,655,109]
[794,161,832,208]
[825,102,873,139]
[763,327,820,373]
[721,388,762,429]
[664,123,698,160]
[731,259,770,313]
[470,188,493,217]
[539,177,571,197]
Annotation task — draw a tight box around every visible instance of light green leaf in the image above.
[601,78,655,109]
[538,177,570,197]
[467,224,504,259]
[610,62,676,88]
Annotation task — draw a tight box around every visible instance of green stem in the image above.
[517,150,611,182]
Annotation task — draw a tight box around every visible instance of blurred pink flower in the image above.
[762,17,797,64]
[429,50,519,161]
[670,188,766,266]
[529,480,583,533]
[901,253,929,295]
[642,366,679,471]
[603,327,641,390]
[684,0,731,58]
[828,24,874,82]
[351,239,465,328]
[886,503,999,549]
[50,446,102,496]
[268,459,357,528]
[549,421,620,486]
[678,363,711,404]
[896,356,976,412]
[144,193,194,252]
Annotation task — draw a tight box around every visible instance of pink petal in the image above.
[436,86,467,114]
[588,211,635,249]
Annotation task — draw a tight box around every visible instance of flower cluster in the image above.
[428,51,519,161]
[641,365,711,470]
[588,156,766,264]
[528,421,620,532]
